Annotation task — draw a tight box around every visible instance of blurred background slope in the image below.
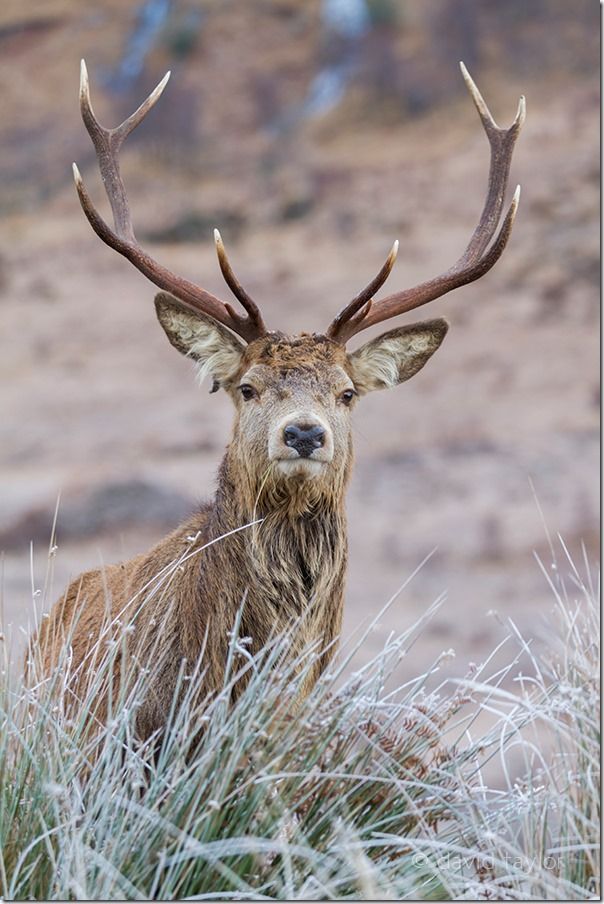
[0,0,599,677]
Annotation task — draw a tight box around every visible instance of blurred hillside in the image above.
[0,0,599,680]
[0,0,598,211]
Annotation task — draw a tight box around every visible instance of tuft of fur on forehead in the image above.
[242,333,349,372]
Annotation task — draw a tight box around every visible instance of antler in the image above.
[327,63,525,344]
[73,60,267,343]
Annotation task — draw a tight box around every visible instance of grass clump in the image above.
[0,540,599,900]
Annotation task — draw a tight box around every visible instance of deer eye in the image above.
[338,388,357,406]
[238,384,258,401]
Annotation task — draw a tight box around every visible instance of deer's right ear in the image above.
[155,293,245,389]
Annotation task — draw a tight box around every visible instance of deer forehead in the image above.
[238,334,353,390]
[244,333,349,367]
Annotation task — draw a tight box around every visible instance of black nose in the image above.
[283,423,326,458]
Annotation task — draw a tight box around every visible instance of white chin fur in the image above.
[274,459,327,479]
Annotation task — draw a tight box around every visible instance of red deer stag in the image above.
[33,62,524,739]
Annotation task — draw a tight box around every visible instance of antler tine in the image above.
[456,62,525,266]
[326,240,398,340]
[327,63,525,345]
[213,229,266,334]
[78,58,164,243]
[73,60,267,344]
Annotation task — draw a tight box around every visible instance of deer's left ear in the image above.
[347,318,448,394]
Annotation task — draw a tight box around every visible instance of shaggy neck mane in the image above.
[217,442,351,522]
[204,448,350,622]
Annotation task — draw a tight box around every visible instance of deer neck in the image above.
[207,447,350,617]
[215,441,350,521]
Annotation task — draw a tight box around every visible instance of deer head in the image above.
[73,61,524,500]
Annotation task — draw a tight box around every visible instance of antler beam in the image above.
[327,63,525,344]
[73,60,266,343]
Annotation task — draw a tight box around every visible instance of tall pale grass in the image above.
[0,537,599,900]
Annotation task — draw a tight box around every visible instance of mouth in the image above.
[273,458,328,479]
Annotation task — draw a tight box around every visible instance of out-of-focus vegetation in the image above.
[2,539,599,900]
